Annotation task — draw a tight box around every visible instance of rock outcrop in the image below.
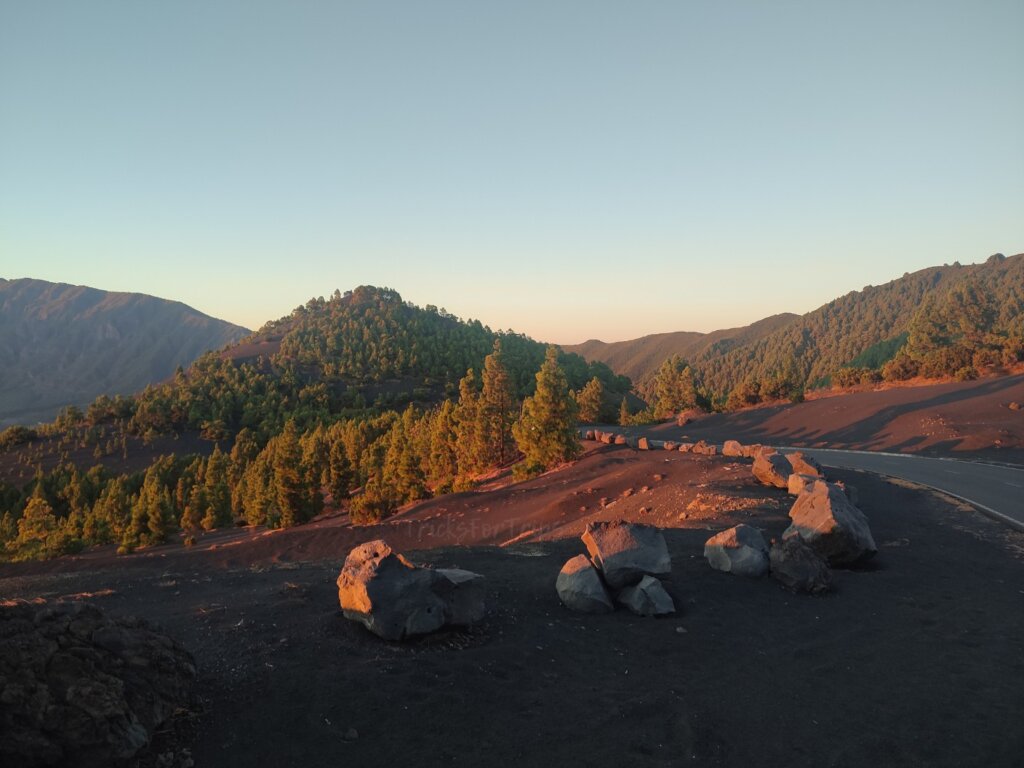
[787,473,818,496]
[752,451,792,488]
[582,521,672,589]
[0,601,196,768]
[337,540,486,640]
[704,524,770,577]
[785,452,824,478]
[616,575,675,616]
[555,555,614,613]
[785,482,877,565]
[769,537,833,594]
[722,440,743,457]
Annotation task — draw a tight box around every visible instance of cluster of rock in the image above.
[337,539,487,641]
[702,442,877,594]
[588,429,628,445]
[0,601,196,768]
[583,431,718,455]
[556,521,675,616]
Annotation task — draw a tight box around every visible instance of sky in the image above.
[1,1,1022,343]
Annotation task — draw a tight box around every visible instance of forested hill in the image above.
[562,313,799,384]
[111,285,631,440]
[0,278,249,427]
[566,253,1023,400]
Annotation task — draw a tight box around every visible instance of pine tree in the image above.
[203,445,232,529]
[653,355,698,419]
[619,396,631,426]
[454,369,483,478]
[479,339,517,466]
[274,419,309,528]
[428,400,459,493]
[328,436,354,505]
[513,346,580,471]
[576,377,605,423]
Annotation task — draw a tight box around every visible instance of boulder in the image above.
[787,473,818,496]
[785,452,824,478]
[582,521,671,589]
[337,540,486,640]
[433,568,487,626]
[662,441,678,451]
[752,452,792,488]
[616,575,675,616]
[637,437,651,450]
[692,440,710,454]
[599,432,615,444]
[614,434,628,445]
[703,524,770,577]
[722,440,744,457]
[0,601,196,768]
[785,482,877,565]
[678,443,694,453]
[769,537,833,594]
[555,555,614,614]
[584,429,595,441]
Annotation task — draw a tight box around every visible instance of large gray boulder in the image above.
[785,452,824,478]
[722,440,744,457]
[433,568,488,626]
[704,524,770,577]
[582,521,672,589]
[753,451,792,488]
[0,601,195,768]
[616,575,676,616]
[785,482,877,565]
[555,555,614,614]
[769,537,833,594]
[337,540,486,640]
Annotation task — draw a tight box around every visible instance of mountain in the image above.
[0,278,250,426]
[564,253,1024,400]
[562,313,799,385]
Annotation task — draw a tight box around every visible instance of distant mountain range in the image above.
[562,313,799,385]
[563,252,1023,397]
[0,278,250,426]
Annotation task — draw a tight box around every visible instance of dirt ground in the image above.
[2,448,1022,767]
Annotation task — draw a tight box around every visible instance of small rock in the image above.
[704,524,770,577]
[616,575,676,616]
[555,555,614,614]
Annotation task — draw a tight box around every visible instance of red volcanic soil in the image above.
[659,374,1024,464]
[2,445,1022,766]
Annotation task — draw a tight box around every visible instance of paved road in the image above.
[785,447,1024,532]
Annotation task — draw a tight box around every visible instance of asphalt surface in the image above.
[786,447,1024,532]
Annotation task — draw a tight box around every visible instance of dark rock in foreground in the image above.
[785,481,877,565]
[769,537,833,594]
[616,575,676,616]
[704,524,770,577]
[0,601,196,768]
[555,555,614,614]
[582,521,672,589]
[337,539,486,641]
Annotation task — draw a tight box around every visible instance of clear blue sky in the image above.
[2,1,1021,343]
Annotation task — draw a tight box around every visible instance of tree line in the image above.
[1,343,582,561]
